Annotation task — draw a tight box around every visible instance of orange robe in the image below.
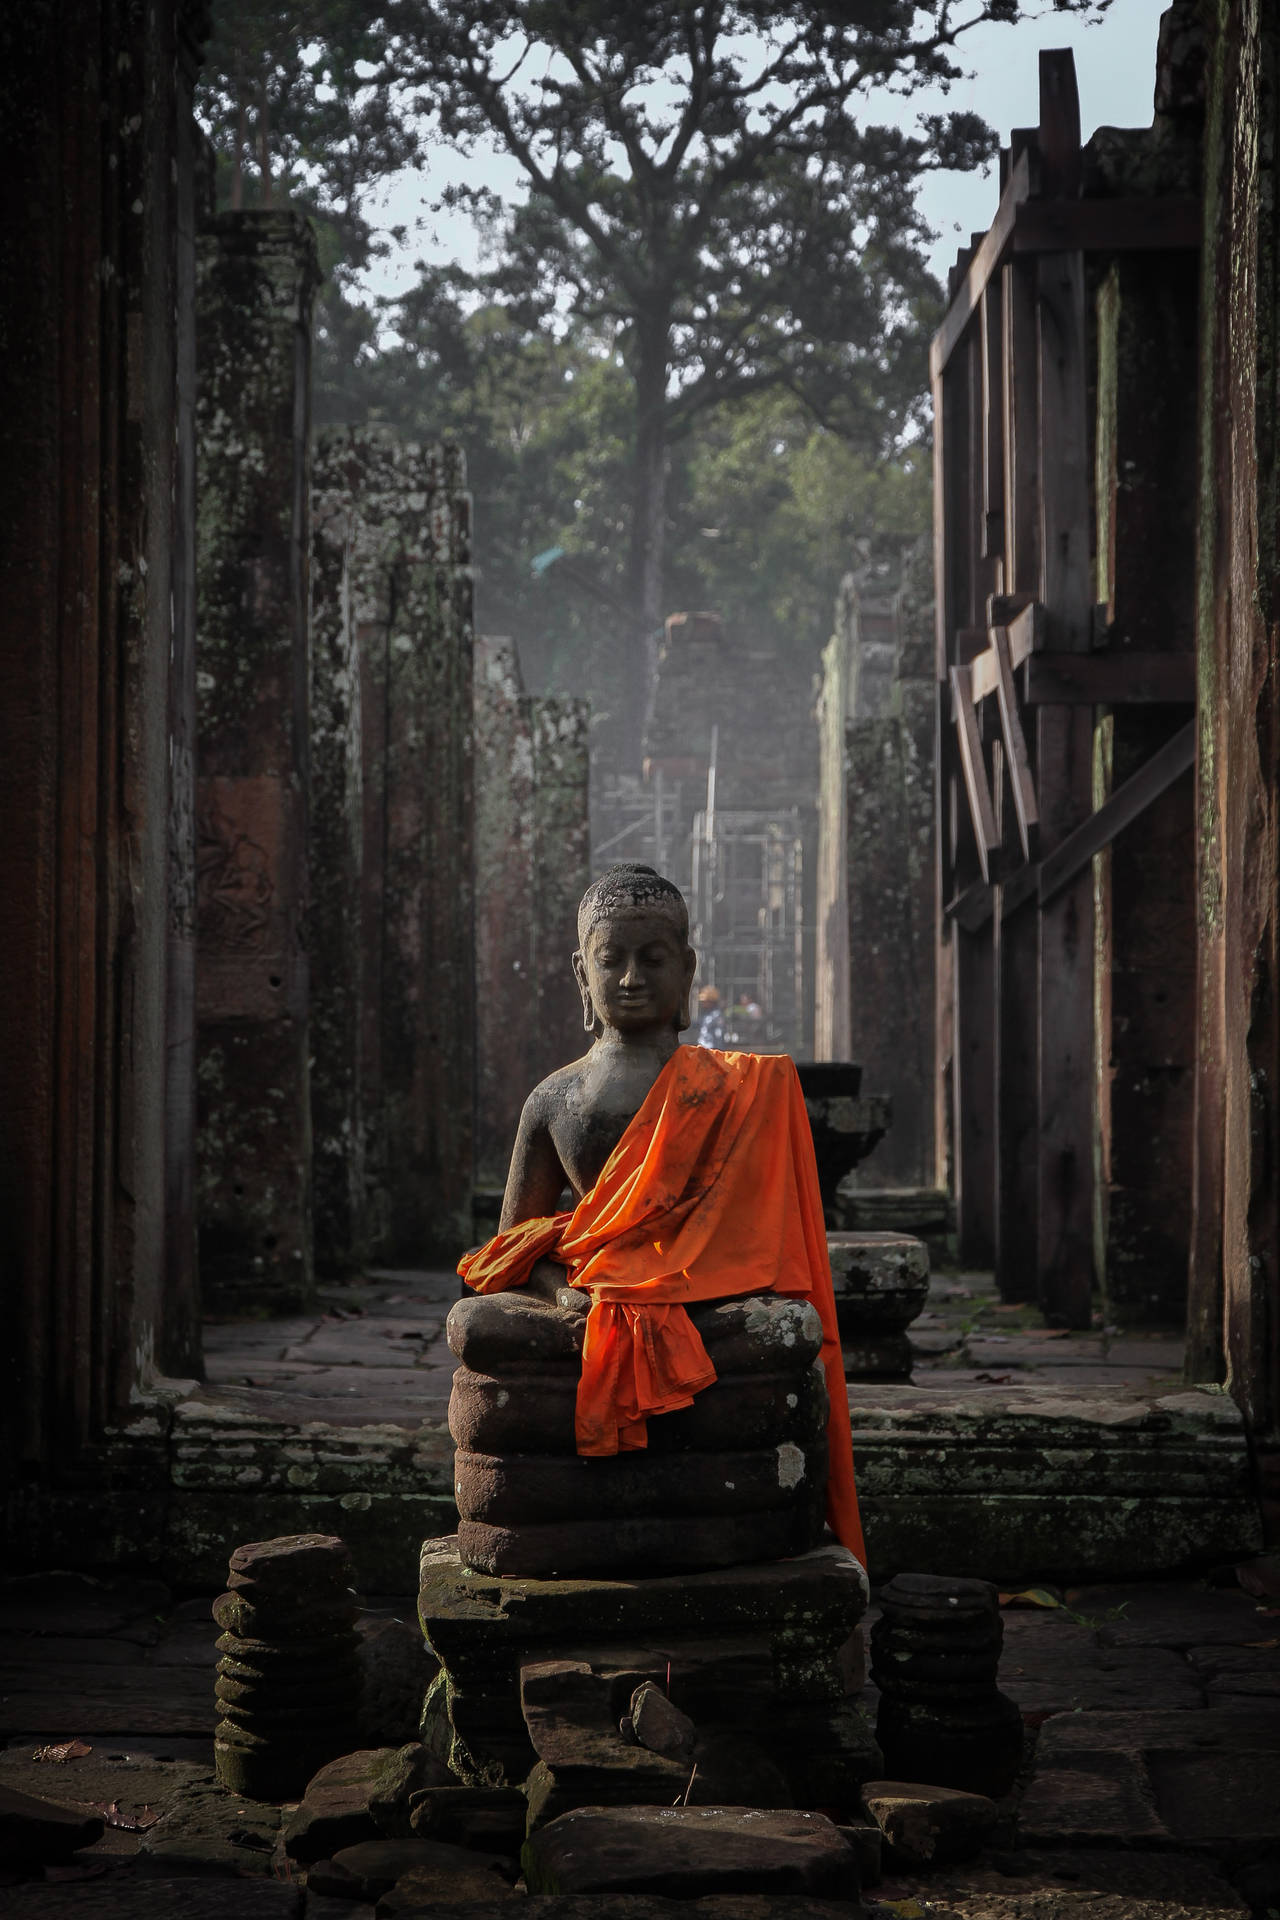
[458,1046,865,1565]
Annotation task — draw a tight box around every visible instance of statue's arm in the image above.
[499,1086,570,1231]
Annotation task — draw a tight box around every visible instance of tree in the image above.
[382,0,1108,756]
[196,1,421,417]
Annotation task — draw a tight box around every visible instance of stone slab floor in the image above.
[2,1566,1278,1917]
[194,1265,1185,1423]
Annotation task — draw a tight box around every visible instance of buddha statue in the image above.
[448,862,863,1578]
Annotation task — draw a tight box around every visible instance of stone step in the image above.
[10,1375,1260,1595]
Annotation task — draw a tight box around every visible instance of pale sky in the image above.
[356,0,1169,310]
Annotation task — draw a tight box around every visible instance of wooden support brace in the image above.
[991,625,1039,859]
[931,150,1035,379]
[1039,720,1194,905]
[1022,651,1196,705]
[950,664,1001,883]
[969,602,1046,701]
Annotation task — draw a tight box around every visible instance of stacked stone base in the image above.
[417,1535,877,1834]
[448,1290,830,1579]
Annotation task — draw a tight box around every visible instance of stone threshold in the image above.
[6,1376,1261,1595]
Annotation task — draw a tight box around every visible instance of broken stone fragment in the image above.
[307,1833,514,1902]
[374,1858,518,1912]
[835,1817,882,1886]
[282,1745,402,1861]
[521,1804,862,1899]
[358,1616,440,1748]
[859,1778,997,1866]
[629,1682,697,1761]
[408,1782,529,1853]
[0,1782,104,1865]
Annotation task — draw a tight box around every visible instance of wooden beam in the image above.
[945,878,995,933]
[954,923,997,1267]
[1008,600,1047,666]
[931,149,1034,379]
[1012,195,1201,256]
[1002,261,1041,596]
[1001,860,1039,920]
[991,625,1039,859]
[1023,651,1196,705]
[969,604,1047,702]
[980,279,1005,561]
[1039,721,1195,905]
[951,665,1001,884]
[994,892,1040,1300]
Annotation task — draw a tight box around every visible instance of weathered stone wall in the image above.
[473,636,589,1189]
[1190,0,1280,1518]
[309,481,367,1273]
[310,428,476,1265]
[0,0,204,1496]
[195,212,319,1313]
[817,548,936,1186]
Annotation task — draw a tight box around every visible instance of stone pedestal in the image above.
[213,1533,361,1800]
[869,1571,1022,1800]
[448,1291,829,1578]
[795,1063,892,1223]
[829,1231,930,1380]
[417,1535,875,1826]
[195,212,319,1313]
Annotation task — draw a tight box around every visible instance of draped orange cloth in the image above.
[458,1046,864,1564]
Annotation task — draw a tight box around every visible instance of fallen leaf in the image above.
[96,1801,162,1832]
[1244,1638,1280,1649]
[999,1588,1064,1610]
[974,1372,1013,1384]
[33,1739,92,1763]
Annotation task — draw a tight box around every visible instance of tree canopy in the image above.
[197,0,1111,754]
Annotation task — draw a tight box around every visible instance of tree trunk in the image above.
[625,320,668,770]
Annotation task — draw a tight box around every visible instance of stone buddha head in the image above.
[572,863,696,1040]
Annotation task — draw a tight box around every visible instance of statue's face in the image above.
[574,906,696,1035]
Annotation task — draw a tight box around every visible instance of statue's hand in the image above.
[525,1256,588,1315]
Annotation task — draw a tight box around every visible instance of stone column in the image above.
[310,428,475,1264]
[0,0,201,1500]
[828,547,936,1188]
[473,642,589,1192]
[473,637,537,1190]
[195,211,319,1313]
[309,463,366,1274]
[530,697,591,1095]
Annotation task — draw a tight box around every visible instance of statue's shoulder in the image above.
[520,1055,589,1126]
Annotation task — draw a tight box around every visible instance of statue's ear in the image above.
[572,950,597,1035]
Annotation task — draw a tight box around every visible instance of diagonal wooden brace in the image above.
[990,624,1039,860]
[950,663,1002,884]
